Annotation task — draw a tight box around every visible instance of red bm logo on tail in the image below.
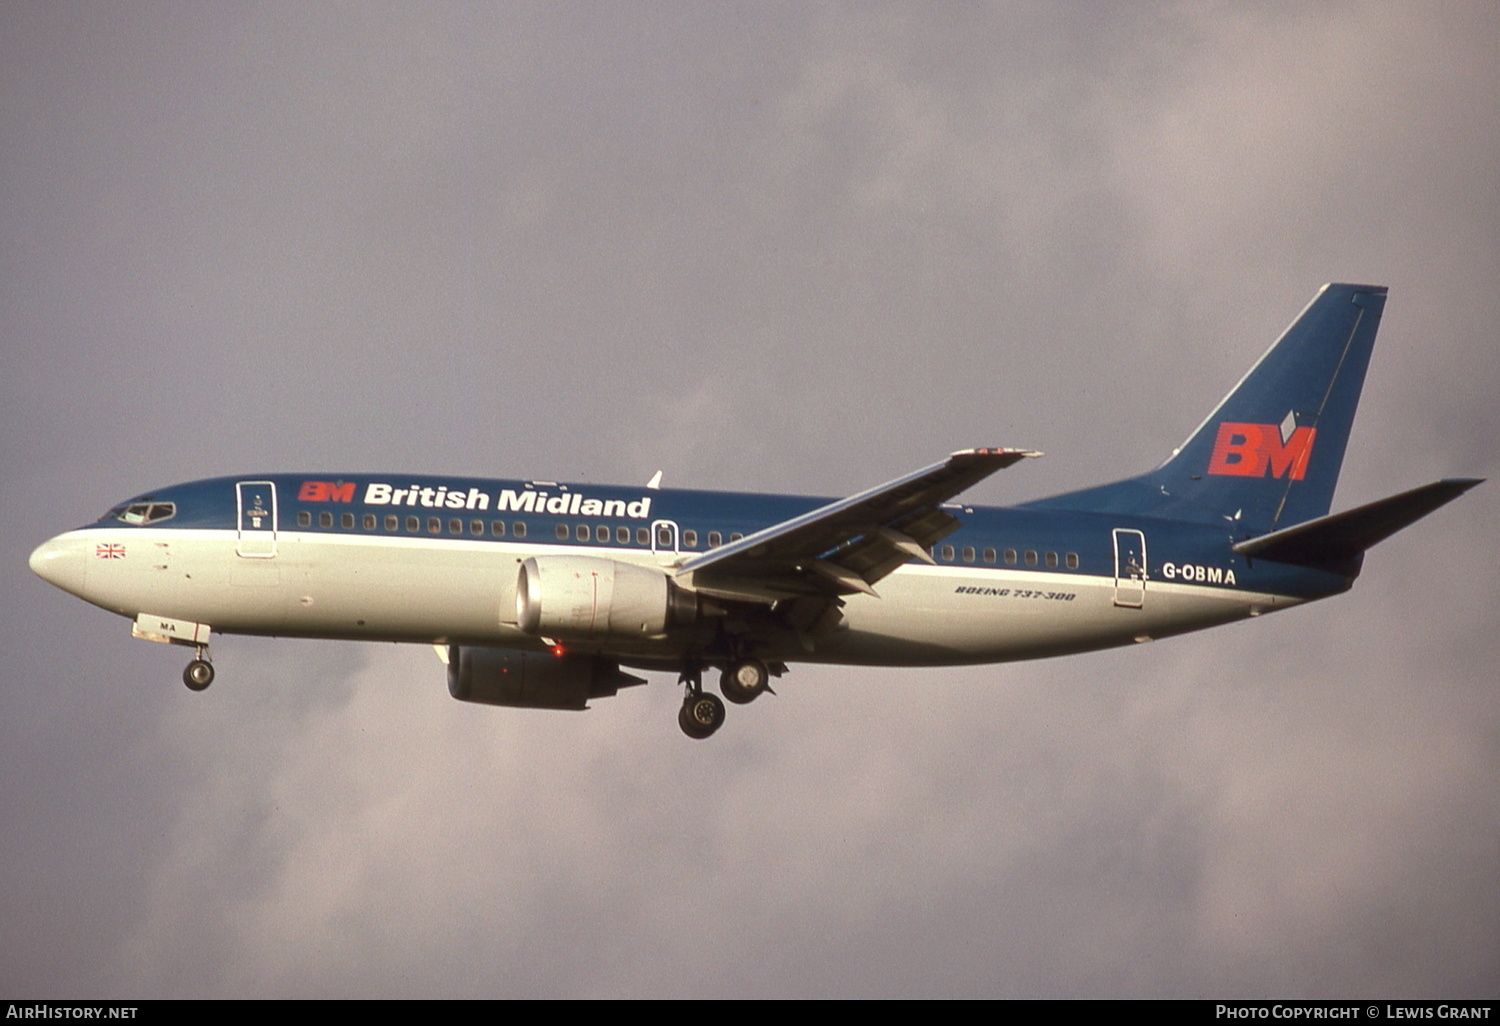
[1207,422,1316,480]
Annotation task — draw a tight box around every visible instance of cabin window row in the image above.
[294,510,746,549]
[551,525,744,549]
[298,510,529,539]
[559,523,649,545]
[937,545,1079,570]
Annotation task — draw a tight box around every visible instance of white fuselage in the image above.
[37,524,1294,668]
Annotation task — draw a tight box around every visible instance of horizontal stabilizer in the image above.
[1232,478,1482,570]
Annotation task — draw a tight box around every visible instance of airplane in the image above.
[29,284,1481,739]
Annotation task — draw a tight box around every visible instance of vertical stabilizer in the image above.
[1023,284,1387,531]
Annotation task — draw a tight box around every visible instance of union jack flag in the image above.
[95,543,125,559]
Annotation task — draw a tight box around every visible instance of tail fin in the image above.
[1023,283,1388,532]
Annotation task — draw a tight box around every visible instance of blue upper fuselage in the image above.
[88,473,1354,604]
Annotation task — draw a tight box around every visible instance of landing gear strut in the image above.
[183,646,214,691]
[677,663,725,740]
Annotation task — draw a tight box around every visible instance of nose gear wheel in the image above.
[183,647,214,691]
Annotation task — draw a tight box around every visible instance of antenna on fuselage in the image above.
[646,470,663,490]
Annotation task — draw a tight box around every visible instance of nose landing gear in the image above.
[183,646,214,691]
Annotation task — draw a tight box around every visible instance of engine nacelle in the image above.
[447,646,646,711]
[516,556,698,640]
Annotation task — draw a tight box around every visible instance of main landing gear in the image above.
[677,663,724,740]
[182,645,214,691]
[679,689,725,740]
[720,658,770,705]
[677,658,773,739]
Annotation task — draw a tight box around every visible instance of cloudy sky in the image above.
[2,2,1496,998]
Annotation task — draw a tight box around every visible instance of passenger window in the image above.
[683,530,698,548]
[298,511,311,527]
[1045,551,1058,568]
[513,522,526,539]
[637,527,649,545]
[363,514,376,530]
[407,516,420,532]
[708,531,722,548]
[657,526,673,547]
[617,526,630,544]
[983,547,996,564]
[1004,548,1017,565]
[730,533,743,542]
[319,512,333,528]
[428,517,441,534]
[1065,552,1079,569]
[576,524,589,541]
[962,546,975,563]
[556,524,569,540]
[1025,550,1038,566]
[386,514,398,531]
[449,518,463,535]
[471,520,484,536]
[491,521,506,537]
[342,513,355,529]
[941,545,955,561]
[597,525,609,543]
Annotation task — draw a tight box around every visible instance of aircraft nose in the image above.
[29,535,88,597]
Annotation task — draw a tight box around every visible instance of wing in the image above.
[676,448,1040,603]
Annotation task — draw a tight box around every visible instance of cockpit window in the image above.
[106,502,177,526]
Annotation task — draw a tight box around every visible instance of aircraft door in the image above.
[236,481,278,558]
[651,519,679,566]
[1112,528,1146,608]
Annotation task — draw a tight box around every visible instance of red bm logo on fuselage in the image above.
[298,480,356,502]
[1206,422,1316,480]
